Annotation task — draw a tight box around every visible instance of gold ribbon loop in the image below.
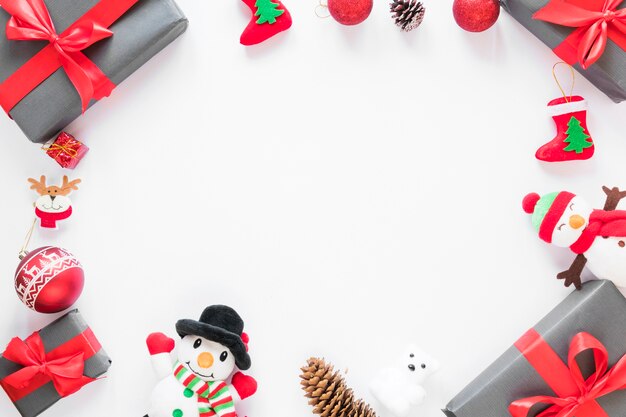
[552,62,576,102]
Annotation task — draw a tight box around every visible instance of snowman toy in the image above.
[369,344,439,417]
[145,305,258,417]
[523,186,626,290]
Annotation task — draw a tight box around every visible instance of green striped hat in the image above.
[522,191,576,243]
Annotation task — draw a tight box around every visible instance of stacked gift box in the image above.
[0,0,188,143]
[444,280,626,417]
[0,310,111,417]
[501,0,626,103]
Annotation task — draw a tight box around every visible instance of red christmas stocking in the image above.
[535,96,594,162]
[240,0,292,46]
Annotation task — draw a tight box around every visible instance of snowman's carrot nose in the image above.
[569,214,585,230]
[197,352,214,368]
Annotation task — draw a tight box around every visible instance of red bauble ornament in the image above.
[14,246,84,313]
[452,0,500,32]
[328,0,373,25]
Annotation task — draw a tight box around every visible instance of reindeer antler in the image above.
[27,175,47,195]
[602,186,626,211]
[60,176,81,195]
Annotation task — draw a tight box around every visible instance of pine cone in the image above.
[300,358,377,417]
[390,0,425,32]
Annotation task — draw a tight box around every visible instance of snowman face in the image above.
[401,344,439,384]
[177,335,236,382]
[550,197,593,248]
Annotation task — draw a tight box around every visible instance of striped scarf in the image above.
[173,362,237,417]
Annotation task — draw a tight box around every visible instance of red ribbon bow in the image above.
[1,0,114,112]
[534,0,626,69]
[509,330,626,417]
[1,334,89,397]
[0,0,140,115]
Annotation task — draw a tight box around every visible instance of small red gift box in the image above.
[44,132,89,169]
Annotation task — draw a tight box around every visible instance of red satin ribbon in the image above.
[509,329,626,417]
[0,328,101,401]
[533,0,626,69]
[0,0,140,114]
[2,334,87,397]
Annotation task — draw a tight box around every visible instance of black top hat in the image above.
[176,305,251,370]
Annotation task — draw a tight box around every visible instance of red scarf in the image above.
[35,207,72,228]
[570,209,626,254]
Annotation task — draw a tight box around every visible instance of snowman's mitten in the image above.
[146,332,175,355]
[231,372,258,400]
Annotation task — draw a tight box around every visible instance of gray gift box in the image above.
[0,310,112,417]
[0,0,188,143]
[443,280,626,417]
[501,0,626,103]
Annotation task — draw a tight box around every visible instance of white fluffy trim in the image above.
[547,100,587,117]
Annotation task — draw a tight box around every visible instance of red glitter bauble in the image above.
[453,0,500,32]
[14,246,84,313]
[328,0,373,26]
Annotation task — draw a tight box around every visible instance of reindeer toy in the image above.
[28,175,81,229]
[523,186,626,290]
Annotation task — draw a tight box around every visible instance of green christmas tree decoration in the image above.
[255,0,284,25]
[563,116,592,154]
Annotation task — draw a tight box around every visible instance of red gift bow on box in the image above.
[0,327,102,401]
[0,0,140,114]
[533,0,626,69]
[509,329,626,417]
[1,333,93,397]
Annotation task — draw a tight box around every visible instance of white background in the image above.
[1,0,626,416]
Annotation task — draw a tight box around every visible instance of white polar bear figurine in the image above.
[369,344,439,417]
[145,305,257,417]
